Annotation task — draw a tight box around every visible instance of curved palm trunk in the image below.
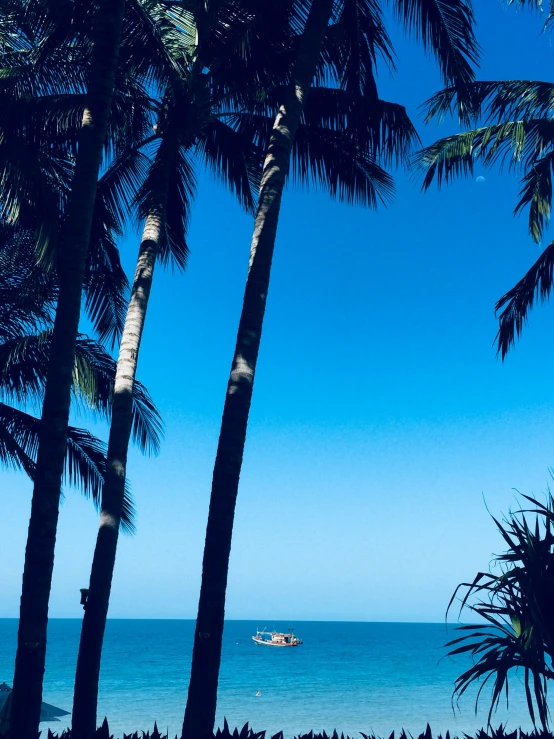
[181,2,334,737]
[9,3,125,738]
[71,132,178,739]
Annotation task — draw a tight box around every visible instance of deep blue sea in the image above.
[0,620,536,738]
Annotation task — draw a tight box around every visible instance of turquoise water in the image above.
[0,620,535,738]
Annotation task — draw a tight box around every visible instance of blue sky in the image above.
[4,3,554,622]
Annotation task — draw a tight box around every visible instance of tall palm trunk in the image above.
[181,2,334,737]
[71,132,178,739]
[9,2,125,738]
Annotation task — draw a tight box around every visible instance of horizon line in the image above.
[0,617,454,624]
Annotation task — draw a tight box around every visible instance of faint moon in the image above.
[476,176,486,184]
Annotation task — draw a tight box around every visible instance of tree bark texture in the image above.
[181,2,335,737]
[71,132,178,739]
[9,2,125,738]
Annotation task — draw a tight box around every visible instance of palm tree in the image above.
[71,2,300,733]
[8,0,128,732]
[183,1,480,737]
[73,0,423,729]
[446,491,554,729]
[412,1,554,357]
[3,0,185,731]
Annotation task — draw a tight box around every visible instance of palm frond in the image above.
[495,240,554,359]
[514,151,554,243]
[393,0,480,87]
[203,0,297,105]
[129,379,164,457]
[228,87,419,173]
[0,0,32,55]
[122,0,193,89]
[0,216,130,355]
[302,88,420,166]
[0,135,68,259]
[84,136,156,347]
[96,136,154,236]
[0,401,37,477]
[0,51,88,98]
[422,80,554,127]
[65,425,136,534]
[413,119,554,190]
[137,143,196,270]
[506,0,554,28]
[194,0,263,74]
[0,401,135,531]
[0,332,51,405]
[0,227,55,342]
[416,83,554,358]
[23,0,95,77]
[0,331,163,453]
[64,425,106,509]
[72,337,164,455]
[84,211,130,349]
[198,119,261,213]
[0,93,85,153]
[292,123,395,207]
[105,75,155,161]
[322,0,396,96]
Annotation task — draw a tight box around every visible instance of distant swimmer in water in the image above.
[255,691,261,697]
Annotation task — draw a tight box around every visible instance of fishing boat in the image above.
[252,628,303,647]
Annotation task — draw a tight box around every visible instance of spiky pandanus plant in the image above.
[446,492,554,729]
[413,0,554,358]
[183,1,480,737]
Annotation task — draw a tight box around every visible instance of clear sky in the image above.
[3,3,554,623]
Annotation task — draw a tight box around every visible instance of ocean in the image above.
[0,620,536,738]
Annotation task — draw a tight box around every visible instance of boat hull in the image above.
[252,636,302,647]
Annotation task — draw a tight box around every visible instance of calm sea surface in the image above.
[0,620,536,738]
